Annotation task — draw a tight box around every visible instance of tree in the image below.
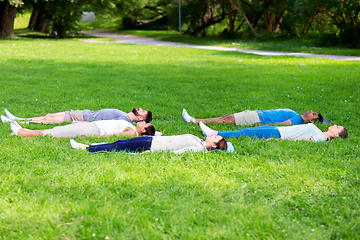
[0,0,22,38]
[324,0,360,46]
[229,0,259,37]
[26,0,53,32]
[280,0,326,36]
[25,0,88,36]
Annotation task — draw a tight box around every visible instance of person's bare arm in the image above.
[261,119,292,126]
[115,128,137,137]
[274,119,292,125]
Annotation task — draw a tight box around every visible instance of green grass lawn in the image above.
[0,38,359,239]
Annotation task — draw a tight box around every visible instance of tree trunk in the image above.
[0,0,17,38]
[228,7,234,35]
[229,0,259,38]
[273,9,285,35]
[31,2,53,33]
[301,7,320,35]
[34,11,53,32]
[262,6,286,36]
[28,8,39,30]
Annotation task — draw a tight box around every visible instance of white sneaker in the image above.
[199,121,214,137]
[182,109,195,123]
[10,122,21,135]
[5,109,18,120]
[1,115,13,123]
[70,139,80,150]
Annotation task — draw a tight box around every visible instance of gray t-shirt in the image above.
[83,109,130,122]
[277,123,327,142]
[150,134,206,154]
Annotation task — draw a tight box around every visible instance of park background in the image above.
[1,0,360,239]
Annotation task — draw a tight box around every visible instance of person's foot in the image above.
[10,121,22,135]
[199,121,215,137]
[70,139,87,150]
[182,109,195,123]
[5,109,18,120]
[1,115,13,123]
[70,139,80,150]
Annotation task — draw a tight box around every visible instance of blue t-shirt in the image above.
[257,109,304,125]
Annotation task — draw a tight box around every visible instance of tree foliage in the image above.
[2,0,360,46]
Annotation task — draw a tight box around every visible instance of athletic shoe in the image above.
[70,139,80,150]
[5,109,18,120]
[182,109,195,123]
[1,115,13,123]
[10,122,21,135]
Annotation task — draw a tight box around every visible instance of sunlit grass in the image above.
[14,12,31,29]
[0,38,359,239]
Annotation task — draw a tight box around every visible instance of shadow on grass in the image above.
[13,28,106,40]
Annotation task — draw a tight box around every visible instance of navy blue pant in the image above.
[217,126,281,139]
[87,136,153,153]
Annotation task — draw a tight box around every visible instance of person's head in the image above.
[302,110,321,123]
[136,121,155,136]
[132,108,152,123]
[205,135,228,151]
[327,125,348,140]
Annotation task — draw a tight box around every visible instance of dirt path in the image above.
[83,30,360,61]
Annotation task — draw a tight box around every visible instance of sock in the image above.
[1,115,13,123]
[199,121,215,137]
[13,121,22,129]
[182,109,195,123]
[10,122,21,135]
[5,109,18,120]
[70,139,80,150]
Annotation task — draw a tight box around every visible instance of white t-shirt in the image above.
[277,123,327,142]
[150,134,206,154]
[93,120,137,136]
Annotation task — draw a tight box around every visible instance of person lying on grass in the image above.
[182,108,328,126]
[10,120,155,138]
[2,108,152,124]
[199,122,347,142]
[70,134,233,154]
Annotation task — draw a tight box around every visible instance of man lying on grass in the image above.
[182,108,327,126]
[10,120,155,138]
[70,134,233,154]
[2,108,152,124]
[199,122,347,142]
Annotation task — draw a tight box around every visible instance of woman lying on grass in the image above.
[10,120,155,138]
[70,134,233,154]
[199,122,348,142]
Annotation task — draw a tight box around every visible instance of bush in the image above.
[314,33,340,47]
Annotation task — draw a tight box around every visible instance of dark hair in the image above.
[215,137,227,151]
[339,127,348,139]
[146,111,152,123]
[141,124,155,136]
[315,113,323,123]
